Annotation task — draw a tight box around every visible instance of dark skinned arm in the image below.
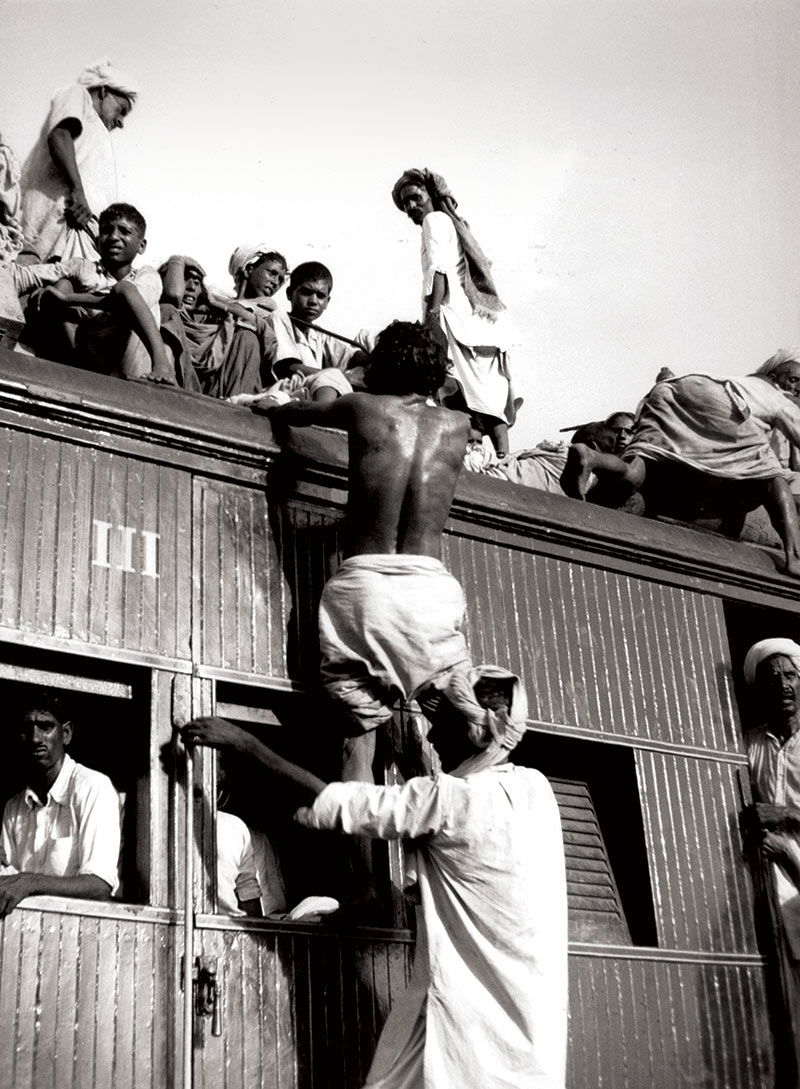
[254,393,355,426]
[424,271,447,321]
[160,256,187,307]
[47,122,93,229]
[0,872,111,918]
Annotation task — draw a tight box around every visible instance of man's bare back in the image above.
[265,391,470,557]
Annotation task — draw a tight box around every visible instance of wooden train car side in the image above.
[0,348,792,1088]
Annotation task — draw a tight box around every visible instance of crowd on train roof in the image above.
[4,60,800,573]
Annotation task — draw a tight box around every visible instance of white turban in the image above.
[77,58,140,101]
[743,638,800,685]
[228,244,275,292]
[754,348,800,378]
[440,665,529,777]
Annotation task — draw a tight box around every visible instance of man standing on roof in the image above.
[392,168,517,457]
[19,58,138,262]
[743,637,800,1086]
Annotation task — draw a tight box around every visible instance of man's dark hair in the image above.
[253,251,288,273]
[571,420,616,454]
[288,261,333,294]
[365,320,447,397]
[98,202,147,237]
[13,685,71,724]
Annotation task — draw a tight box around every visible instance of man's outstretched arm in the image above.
[181,717,327,801]
[254,394,355,428]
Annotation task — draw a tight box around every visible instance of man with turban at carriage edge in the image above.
[744,637,800,1086]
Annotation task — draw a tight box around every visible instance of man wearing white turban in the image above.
[744,637,800,1085]
[182,664,568,1089]
[19,59,139,262]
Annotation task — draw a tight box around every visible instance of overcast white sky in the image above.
[3,0,800,443]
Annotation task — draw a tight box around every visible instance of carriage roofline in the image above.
[0,346,794,610]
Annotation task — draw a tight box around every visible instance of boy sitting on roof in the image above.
[13,202,174,382]
[227,244,288,310]
[229,261,368,408]
[159,254,277,398]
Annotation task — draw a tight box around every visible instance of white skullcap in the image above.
[743,638,800,685]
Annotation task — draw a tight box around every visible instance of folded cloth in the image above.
[744,638,800,685]
[442,665,529,777]
[76,58,140,100]
[319,554,470,732]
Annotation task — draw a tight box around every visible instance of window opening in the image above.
[514,730,657,946]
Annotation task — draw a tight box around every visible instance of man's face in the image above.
[760,654,800,720]
[289,279,331,323]
[606,413,635,455]
[94,90,133,132]
[247,258,285,298]
[182,268,204,308]
[774,362,800,398]
[16,710,72,777]
[98,216,145,268]
[399,184,434,226]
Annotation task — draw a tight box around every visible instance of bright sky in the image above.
[3,0,800,443]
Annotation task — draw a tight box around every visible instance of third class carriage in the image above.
[0,345,793,1088]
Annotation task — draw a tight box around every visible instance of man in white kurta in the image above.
[743,638,800,1085]
[0,692,121,917]
[20,59,138,261]
[183,666,568,1089]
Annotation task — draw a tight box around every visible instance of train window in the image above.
[0,646,150,905]
[211,682,348,920]
[514,730,658,946]
[723,600,800,724]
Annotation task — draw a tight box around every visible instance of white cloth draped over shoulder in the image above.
[20,83,118,260]
[421,211,515,424]
[626,373,800,479]
[301,766,568,1089]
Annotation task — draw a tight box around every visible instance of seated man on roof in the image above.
[230,261,368,408]
[0,688,121,917]
[561,352,800,575]
[13,202,175,383]
[227,244,288,310]
[0,131,25,341]
[252,320,514,786]
[159,254,277,398]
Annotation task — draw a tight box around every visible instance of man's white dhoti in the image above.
[318,554,470,731]
[301,765,568,1089]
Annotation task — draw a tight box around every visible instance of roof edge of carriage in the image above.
[0,346,796,610]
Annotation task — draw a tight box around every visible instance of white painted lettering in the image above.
[91,520,112,568]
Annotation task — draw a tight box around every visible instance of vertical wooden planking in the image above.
[637,750,758,953]
[31,912,61,1089]
[14,908,42,1089]
[53,913,80,1089]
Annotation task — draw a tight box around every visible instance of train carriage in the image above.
[0,346,792,1088]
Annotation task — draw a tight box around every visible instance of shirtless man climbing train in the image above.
[256,320,473,781]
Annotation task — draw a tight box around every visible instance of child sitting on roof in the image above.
[159,254,277,398]
[13,202,174,382]
[227,245,288,310]
[228,260,368,408]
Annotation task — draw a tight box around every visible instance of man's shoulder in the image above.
[67,760,117,797]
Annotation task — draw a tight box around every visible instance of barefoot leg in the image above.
[763,477,800,576]
[342,731,377,784]
[561,443,598,499]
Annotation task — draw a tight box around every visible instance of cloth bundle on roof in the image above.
[442,664,529,777]
[76,58,140,100]
[743,638,800,685]
[392,167,505,320]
